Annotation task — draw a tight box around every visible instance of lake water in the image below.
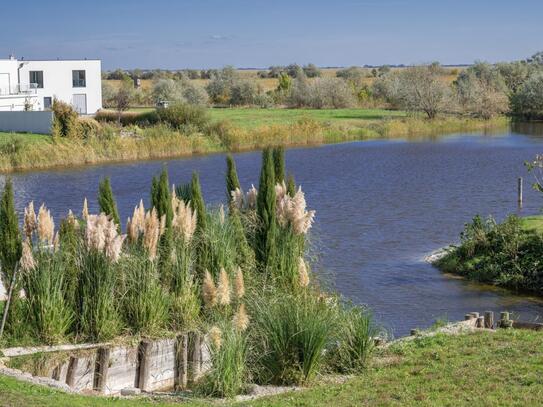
[5,125,543,336]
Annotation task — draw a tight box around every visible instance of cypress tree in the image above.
[286,173,297,197]
[0,178,22,286]
[190,172,206,231]
[256,148,277,268]
[273,146,285,184]
[97,177,120,229]
[226,154,241,200]
[151,168,173,228]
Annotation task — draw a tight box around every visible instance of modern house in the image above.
[0,56,102,114]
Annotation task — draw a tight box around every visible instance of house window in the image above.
[44,97,52,110]
[29,71,44,88]
[72,70,86,87]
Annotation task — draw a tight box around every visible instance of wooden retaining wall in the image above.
[1,332,211,395]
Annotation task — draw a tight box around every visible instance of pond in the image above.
[5,125,543,336]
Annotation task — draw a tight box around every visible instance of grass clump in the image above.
[434,214,543,294]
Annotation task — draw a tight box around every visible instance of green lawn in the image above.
[208,108,406,129]
[1,329,542,406]
[520,215,543,234]
[0,132,50,146]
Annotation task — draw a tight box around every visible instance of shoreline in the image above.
[0,115,509,174]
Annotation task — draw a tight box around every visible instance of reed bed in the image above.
[0,115,508,173]
[1,149,379,397]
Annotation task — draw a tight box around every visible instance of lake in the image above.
[4,125,543,336]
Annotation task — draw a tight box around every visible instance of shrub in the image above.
[95,110,159,127]
[288,76,356,108]
[51,100,81,138]
[98,177,120,229]
[250,291,335,385]
[511,72,543,120]
[0,179,22,286]
[157,103,210,132]
[78,117,103,138]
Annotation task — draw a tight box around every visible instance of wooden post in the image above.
[94,347,110,393]
[476,316,484,328]
[137,340,152,392]
[518,177,523,206]
[0,263,19,339]
[464,314,473,321]
[65,357,78,388]
[470,312,480,319]
[189,332,201,384]
[499,311,512,328]
[176,334,188,390]
[484,311,494,329]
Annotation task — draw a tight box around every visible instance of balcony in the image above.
[0,83,38,97]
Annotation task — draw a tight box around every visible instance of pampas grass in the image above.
[217,268,231,306]
[203,270,217,308]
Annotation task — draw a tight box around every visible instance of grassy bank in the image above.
[0,109,509,173]
[1,329,541,406]
[435,215,543,295]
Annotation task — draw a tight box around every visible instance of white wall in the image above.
[19,60,102,114]
[0,111,53,134]
[0,60,18,96]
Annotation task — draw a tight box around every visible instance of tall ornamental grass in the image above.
[250,291,336,385]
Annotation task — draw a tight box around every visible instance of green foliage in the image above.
[256,148,277,270]
[511,73,543,120]
[121,251,169,336]
[286,173,296,197]
[0,178,22,285]
[51,100,81,139]
[250,291,336,385]
[151,168,173,228]
[225,154,241,199]
[156,103,210,132]
[435,215,543,293]
[190,172,206,231]
[198,326,248,397]
[76,250,120,341]
[98,177,121,229]
[329,305,376,373]
[273,146,285,184]
[21,252,74,345]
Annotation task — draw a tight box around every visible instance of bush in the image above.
[51,100,81,138]
[95,110,159,127]
[511,73,543,120]
[288,75,356,109]
[155,103,210,132]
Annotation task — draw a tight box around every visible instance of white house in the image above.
[0,56,102,114]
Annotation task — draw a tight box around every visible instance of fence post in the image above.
[94,347,111,393]
[518,177,523,206]
[484,311,494,329]
[176,334,188,390]
[138,340,152,392]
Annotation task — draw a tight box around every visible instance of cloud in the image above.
[209,34,231,41]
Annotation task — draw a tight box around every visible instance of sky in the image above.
[2,0,542,70]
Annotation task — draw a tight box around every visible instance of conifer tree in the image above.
[98,177,120,229]
[273,146,285,184]
[0,179,22,287]
[190,172,206,231]
[256,148,277,268]
[151,168,173,228]
[286,173,297,197]
[226,154,241,200]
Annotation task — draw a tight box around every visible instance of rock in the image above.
[121,387,141,396]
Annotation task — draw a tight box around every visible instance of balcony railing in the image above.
[0,84,38,96]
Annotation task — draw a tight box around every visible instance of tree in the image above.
[114,80,134,124]
[395,65,451,119]
[190,172,206,231]
[273,147,285,184]
[98,177,120,229]
[151,168,173,228]
[0,179,21,287]
[256,148,277,269]
[511,73,543,119]
[226,154,241,200]
[277,73,292,93]
[286,174,296,197]
[303,63,322,78]
[455,62,509,119]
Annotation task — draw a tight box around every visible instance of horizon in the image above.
[2,0,542,70]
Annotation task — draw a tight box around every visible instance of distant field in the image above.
[208,108,406,128]
[104,66,464,93]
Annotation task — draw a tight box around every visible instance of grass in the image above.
[208,108,406,129]
[1,329,542,406]
[520,215,543,233]
[0,109,509,173]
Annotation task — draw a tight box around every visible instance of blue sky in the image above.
[2,0,542,69]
